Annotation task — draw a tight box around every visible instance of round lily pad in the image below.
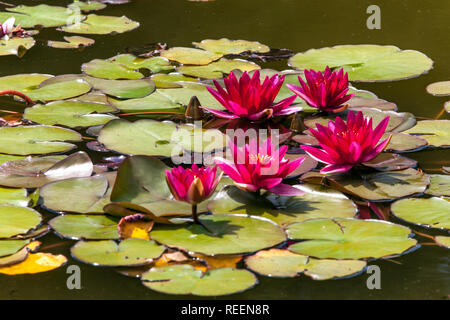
[287,218,417,259]
[404,120,450,147]
[384,133,428,153]
[208,184,356,226]
[49,214,119,240]
[391,197,449,230]
[141,265,257,296]
[245,249,367,280]
[40,174,112,214]
[0,239,29,257]
[160,47,223,65]
[84,76,155,99]
[48,36,95,49]
[0,206,42,238]
[24,101,118,128]
[0,125,81,155]
[98,119,227,157]
[151,214,286,255]
[60,14,139,34]
[426,175,450,197]
[193,38,270,55]
[435,236,450,249]
[0,37,35,57]
[426,81,450,96]
[289,45,433,82]
[177,58,260,79]
[71,238,165,266]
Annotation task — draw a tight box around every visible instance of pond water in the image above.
[0,0,449,299]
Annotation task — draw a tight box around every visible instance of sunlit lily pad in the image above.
[0,187,30,207]
[109,91,182,112]
[362,153,417,171]
[0,252,67,275]
[302,168,429,201]
[178,58,260,79]
[193,38,270,55]
[0,125,81,156]
[158,83,224,110]
[289,45,433,82]
[404,120,450,147]
[142,265,257,296]
[287,218,417,259]
[48,36,95,49]
[435,236,450,249]
[61,14,139,35]
[71,238,165,266]
[98,119,227,157]
[391,197,449,230]
[150,73,198,88]
[208,184,356,226]
[384,133,428,153]
[69,1,107,12]
[426,81,450,96]
[0,37,35,57]
[245,249,366,280]
[82,54,173,79]
[84,76,155,99]
[150,214,286,255]
[160,47,223,65]
[49,214,119,240]
[0,239,29,257]
[0,206,42,238]
[41,174,112,214]
[426,175,450,197]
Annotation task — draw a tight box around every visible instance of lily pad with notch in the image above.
[49,214,119,240]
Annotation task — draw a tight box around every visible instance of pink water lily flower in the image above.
[301,111,391,174]
[165,164,222,205]
[0,17,15,40]
[214,138,305,196]
[287,66,355,112]
[202,70,300,121]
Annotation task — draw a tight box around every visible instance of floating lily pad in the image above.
[384,133,428,153]
[0,37,35,57]
[41,174,112,214]
[287,218,417,259]
[245,249,366,280]
[426,175,450,197]
[49,214,119,240]
[435,236,450,249]
[158,83,224,110]
[150,214,286,255]
[178,58,260,79]
[0,206,41,238]
[0,152,92,188]
[142,265,257,296]
[150,73,198,88]
[0,239,29,257]
[302,168,429,201]
[24,100,118,128]
[289,45,433,82]
[71,238,165,266]
[0,188,30,207]
[109,91,182,112]
[208,184,356,226]
[98,119,227,157]
[0,245,29,267]
[362,153,417,171]
[160,47,223,65]
[61,14,139,35]
[391,197,449,230]
[84,76,155,99]
[445,101,450,113]
[82,54,173,79]
[193,38,270,55]
[404,120,450,147]
[69,1,107,12]
[48,36,95,49]
[426,81,450,96]
[0,252,67,275]
[347,96,397,111]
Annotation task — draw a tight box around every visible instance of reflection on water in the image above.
[0,0,448,299]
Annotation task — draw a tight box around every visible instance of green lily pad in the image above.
[0,239,29,257]
[0,245,29,267]
[245,249,366,280]
[384,133,428,153]
[435,236,450,249]
[362,153,417,171]
[0,125,81,155]
[0,188,30,207]
[178,58,260,79]
[71,238,165,266]
[142,265,257,296]
[193,38,270,55]
[150,214,286,255]
[69,1,107,12]
[208,184,356,226]
[160,47,223,65]
[49,214,119,240]
[48,36,95,49]
[445,101,450,113]
[158,83,224,110]
[84,76,155,99]
[40,174,112,214]
[0,37,35,57]
[98,119,227,157]
[302,168,429,201]
[289,45,433,82]
[61,14,139,35]
[426,175,450,197]
[287,218,417,259]
[150,73,198,88]
[0,152,92,188]
[109,91,182,112]
[0,4,85,28]
[426,81,450,96]
[0,206,42,238]
[404,120,450,147]
[391,197,449,230]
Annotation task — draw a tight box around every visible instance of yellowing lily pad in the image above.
[177,58,260,79]
[49,214,119,240]
[404,120,450,147]
[193,38,270,55]
[435,236,450,249]
[0,252,67,275]
[0,206,42,238]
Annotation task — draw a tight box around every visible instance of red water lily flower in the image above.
[214,138,305,196]
[301,111,391,174]
[0,17,15,39]
[165,164,222,205]
[287,66,355,112]
[202,70,300,121]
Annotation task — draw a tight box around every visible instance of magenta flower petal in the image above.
[320,164,353,174]
[267,183,306,196]
[200,107,240,119]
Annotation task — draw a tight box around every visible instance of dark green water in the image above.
[0,0,449,299]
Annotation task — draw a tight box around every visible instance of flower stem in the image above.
[191,203,215,234]
[0,90,34,105]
